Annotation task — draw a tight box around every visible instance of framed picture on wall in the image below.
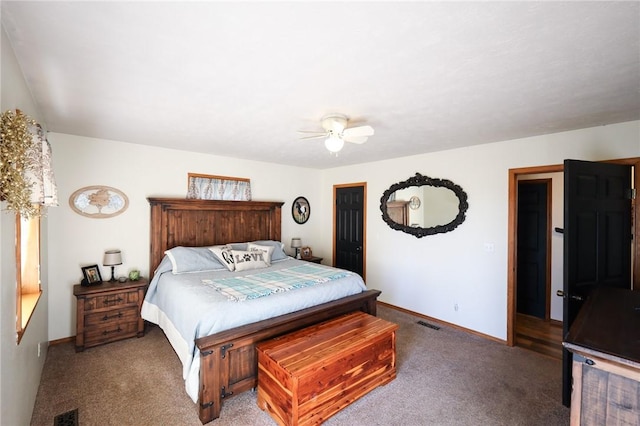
[292,196,310,224]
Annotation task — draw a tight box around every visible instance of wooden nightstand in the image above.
[73,278,148,352]
[304,256,323,264]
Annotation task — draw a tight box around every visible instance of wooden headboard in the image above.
[148,198,284,279]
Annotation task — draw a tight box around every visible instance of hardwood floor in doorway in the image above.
[515,313,563,359]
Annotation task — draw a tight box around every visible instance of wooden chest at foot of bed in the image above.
[256,311,398,426]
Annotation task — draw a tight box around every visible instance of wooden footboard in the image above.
[195,289,381,424]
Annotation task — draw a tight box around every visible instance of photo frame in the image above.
[81,264,102,286]
[301,246,312,259]
[292,196,310,224]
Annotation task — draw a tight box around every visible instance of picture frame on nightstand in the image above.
[81,264,102,286]
[300,246,312,259]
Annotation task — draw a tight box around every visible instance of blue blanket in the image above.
[202,264,352,301]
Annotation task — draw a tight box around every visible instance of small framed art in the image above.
[300,246,313,259]
[292,196,310,224]
[81,265,102,286]
[69,186,129,218]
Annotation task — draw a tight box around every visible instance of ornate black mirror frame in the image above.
[380,173,469,238]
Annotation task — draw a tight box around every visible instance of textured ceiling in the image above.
[2,1,639,169]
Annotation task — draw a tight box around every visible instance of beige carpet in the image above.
[32,305,569,425]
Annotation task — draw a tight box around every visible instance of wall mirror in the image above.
[380,173,469,237]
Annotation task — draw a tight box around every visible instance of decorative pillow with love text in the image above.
[232,250,269,272]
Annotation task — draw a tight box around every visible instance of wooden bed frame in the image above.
[148,198,381,423]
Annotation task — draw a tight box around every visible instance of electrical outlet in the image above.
[454,303,459,312]
[484,242,495,252]
[37,342,41,357]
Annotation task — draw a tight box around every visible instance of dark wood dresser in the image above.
[563,286,640,425]
[73,279,148,352]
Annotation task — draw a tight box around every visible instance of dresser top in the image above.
[73,278,148,296]
[564,286,640,365]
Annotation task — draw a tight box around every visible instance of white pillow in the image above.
[232,250,269,272]
[251,240,288,261]
[247,243,274,266]
[164,246,226,274]
[208,245,235,271]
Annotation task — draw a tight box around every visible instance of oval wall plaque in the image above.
[69,186,129,218]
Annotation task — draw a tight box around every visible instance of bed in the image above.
[143,198,381,423]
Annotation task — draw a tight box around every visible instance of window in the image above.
[16,209,42,343]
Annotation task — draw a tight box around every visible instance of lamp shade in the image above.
[103,249,122,266]
[324,135,344,153]
[291,238,302,248]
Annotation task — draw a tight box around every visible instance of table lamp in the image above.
[291,238,302,259]
[103,249,123,282]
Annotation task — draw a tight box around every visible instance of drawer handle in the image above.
[102,312,123,321]
[103,297,124,305]
[102,327,123,336]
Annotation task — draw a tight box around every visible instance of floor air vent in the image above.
[54,408,78,426]
[417,320,440,330]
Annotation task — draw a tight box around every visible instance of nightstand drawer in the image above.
[83,290,140,311]
[84,321,140,347]
[85,306,139,327]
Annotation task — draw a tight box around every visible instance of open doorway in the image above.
[506,157,640,353]
[515,177,563,358]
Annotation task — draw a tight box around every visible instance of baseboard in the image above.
[550,318,563,327]
[49,336,74,346]
[50,306,507,347]
[378,301,506,344]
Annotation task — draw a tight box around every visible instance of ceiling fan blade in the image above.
[344,136,368,144]
[298,134,327,140]
[343,125,374,138]
[297,130,326,135]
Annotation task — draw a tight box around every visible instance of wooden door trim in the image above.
[507,157,639,346]
[333,182,367,281]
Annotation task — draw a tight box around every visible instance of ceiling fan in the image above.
[298,113,374,153]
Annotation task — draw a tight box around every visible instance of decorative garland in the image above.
[0,110,38,217]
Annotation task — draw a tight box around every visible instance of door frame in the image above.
[333,182,367,282]
[506,157,640,346]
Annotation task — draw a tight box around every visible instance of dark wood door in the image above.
[517,181,549,319]
[562,159,632,406]
[335,185,365,277]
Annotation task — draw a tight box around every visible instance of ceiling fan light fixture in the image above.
[324,134,344,153]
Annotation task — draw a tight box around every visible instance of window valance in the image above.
[186,173,251,201]
[0,109,58,217]
[26,124,58,207]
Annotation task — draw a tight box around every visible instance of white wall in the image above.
[320,121,639,340]
[50,122,637,343]
[46,134,323,341]
[0,24,49,426]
